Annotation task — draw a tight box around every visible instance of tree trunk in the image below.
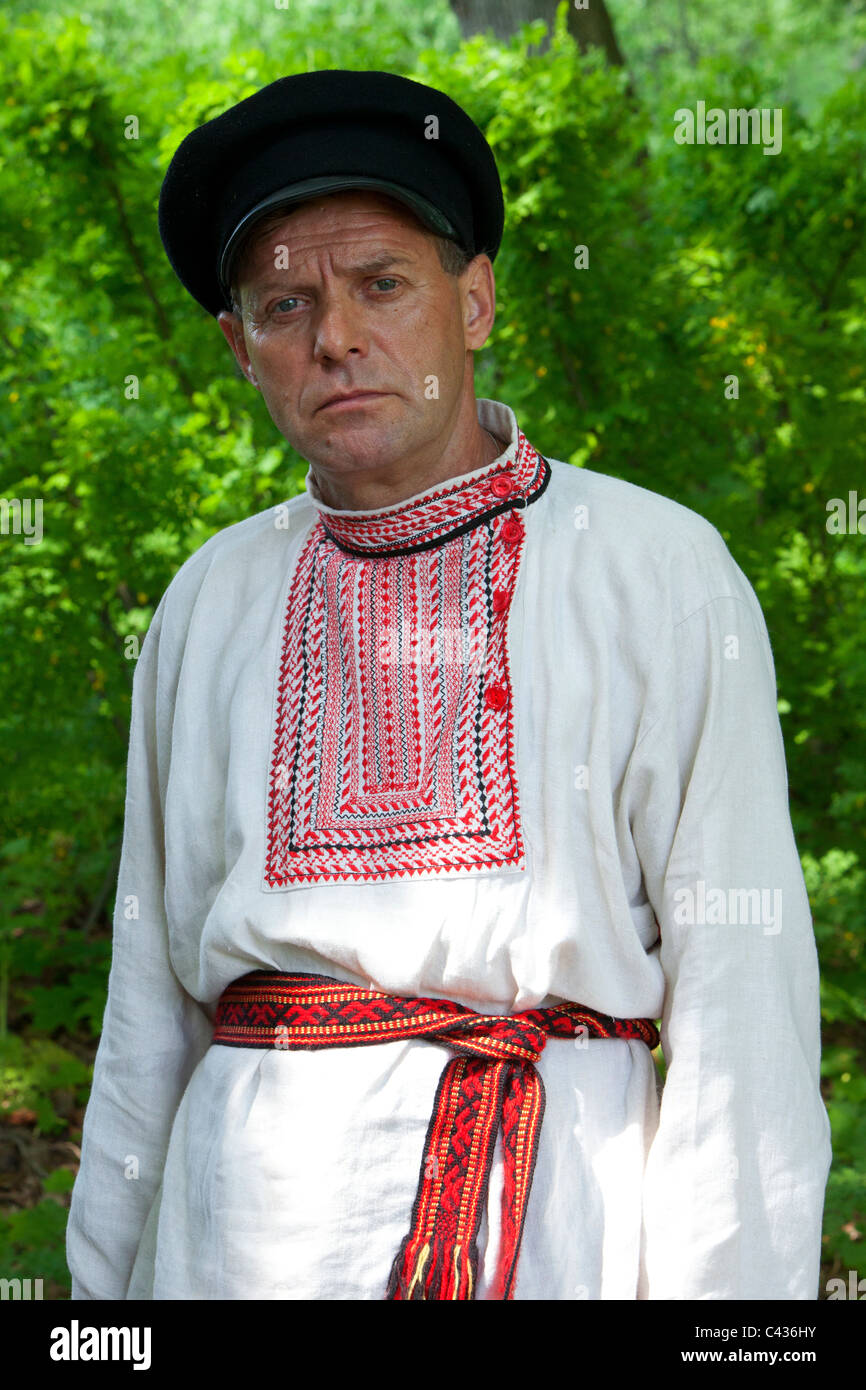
[450,0,626,66]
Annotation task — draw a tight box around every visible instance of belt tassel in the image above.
[387,1233,476,1300]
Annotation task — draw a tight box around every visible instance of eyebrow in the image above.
[244,253,417,308]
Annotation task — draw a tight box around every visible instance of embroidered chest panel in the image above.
[263,437,550,887]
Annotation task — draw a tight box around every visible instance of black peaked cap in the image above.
[158,69,505,317]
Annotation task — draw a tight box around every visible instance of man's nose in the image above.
[312,291,366,363]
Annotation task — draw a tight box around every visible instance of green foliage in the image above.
[0,0,863,1296]
[804,850,866,1024]
[821,1046,866,1276]
[0,1196,75,1294]
[0,1035,92,1134]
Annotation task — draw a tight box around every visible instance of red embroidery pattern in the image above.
[317,427,547,557]
[263,430,550,887]
[213,970,661,1301]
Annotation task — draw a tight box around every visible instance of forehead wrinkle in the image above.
[247,209,423,258]
[235,194,435,304]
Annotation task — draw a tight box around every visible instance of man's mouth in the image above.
[318,391,389,412]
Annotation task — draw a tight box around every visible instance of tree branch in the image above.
[89,134,198,401]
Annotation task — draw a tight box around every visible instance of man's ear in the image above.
[461,255,495,352]
[217,308,259,389]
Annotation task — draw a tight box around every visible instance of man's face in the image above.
[217,191,495,489]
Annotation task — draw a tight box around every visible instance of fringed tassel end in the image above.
[386,1233,477,1300]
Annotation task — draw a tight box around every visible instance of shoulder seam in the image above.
[673,592,755,631]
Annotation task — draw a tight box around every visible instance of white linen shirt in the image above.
[65,397,831,1300]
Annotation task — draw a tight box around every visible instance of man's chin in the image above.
[300,412,411,467]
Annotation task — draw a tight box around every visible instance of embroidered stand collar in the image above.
[303,399,550,559]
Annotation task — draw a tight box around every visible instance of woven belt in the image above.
[212,970,659,1300]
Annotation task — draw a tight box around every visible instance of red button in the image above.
[500,517,523,545]
[492,588,509,614]
[490,475,513,498]
[485,684,508,710]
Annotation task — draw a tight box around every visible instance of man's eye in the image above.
[274,297,300,314]
[373,278,399,292]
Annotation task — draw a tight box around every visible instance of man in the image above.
[66,69,831,1300]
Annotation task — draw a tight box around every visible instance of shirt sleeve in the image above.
[625,575,832,1299]
[65,594,214,1300]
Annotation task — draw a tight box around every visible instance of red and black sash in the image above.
[213,970,659,1300]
